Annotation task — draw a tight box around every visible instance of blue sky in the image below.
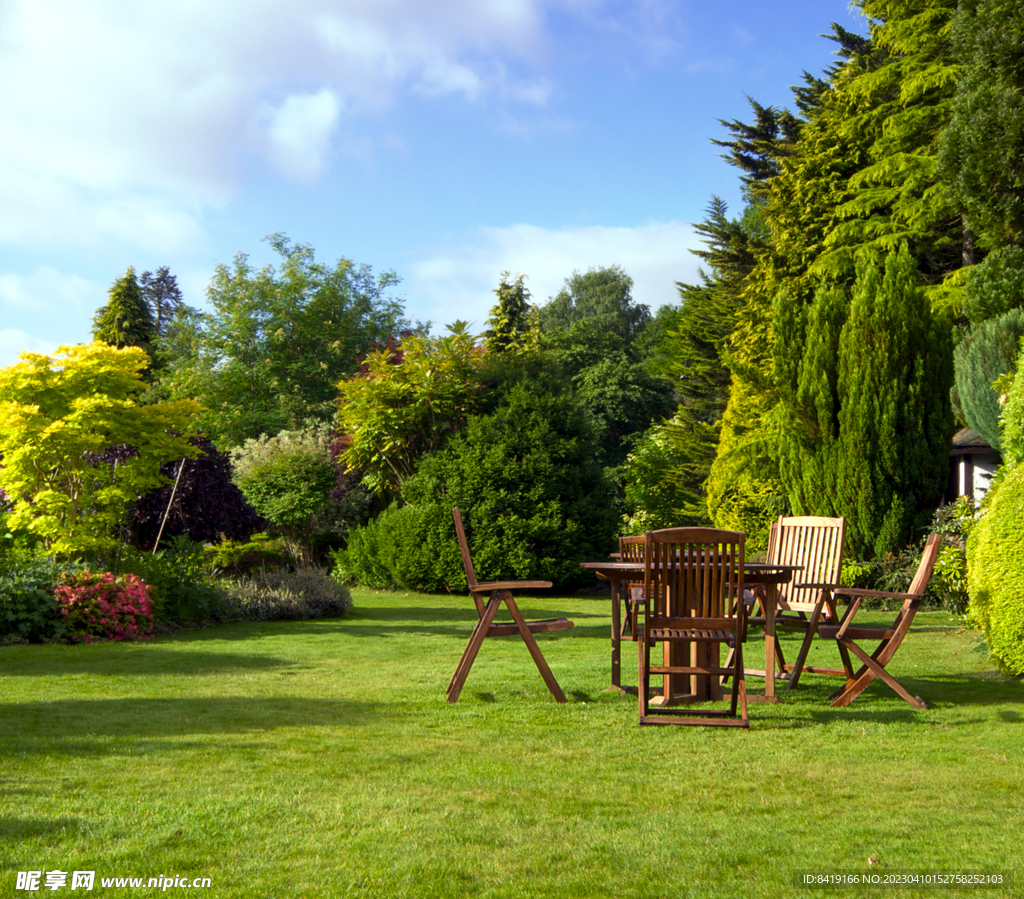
[0,0,864,366]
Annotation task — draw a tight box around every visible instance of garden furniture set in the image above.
[446,507,942,726]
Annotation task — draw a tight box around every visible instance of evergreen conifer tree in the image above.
[139,266,184,336]
[484,272,537,353]
[92,267,157,364]
[938,0,1024,249]
[835,244,954,558]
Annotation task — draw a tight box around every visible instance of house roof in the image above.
[950,427,999,457]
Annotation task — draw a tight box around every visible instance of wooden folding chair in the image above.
[815,533,941,709]
[446,508,574,704]
[754,516,847,689]
[638,528,749,728]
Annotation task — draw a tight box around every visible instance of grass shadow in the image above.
[0,817,85,841]
[0,647,295,677]
[0,696,375,756]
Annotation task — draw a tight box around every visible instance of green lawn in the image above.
[1,588,1022,898]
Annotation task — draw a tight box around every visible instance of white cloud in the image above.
[0,0,570,254]
[0,330,59,370]
[262,90,343,183]
[0,267,103,316]
[409,220,701,331]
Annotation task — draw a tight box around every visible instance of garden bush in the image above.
[221,568,352,622]
[331,501,462,591]
[966,464,1024,675]
[54,570,154,643]
[204,533,293,577]
[965,340,1024,675]
[115,536,228,625]
[231,424,372,566]
[0,555,88,643]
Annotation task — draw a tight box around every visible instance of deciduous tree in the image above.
[158,234,410,446]
[0,343,201,556]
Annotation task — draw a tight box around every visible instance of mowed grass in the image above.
[1,588,1023,899]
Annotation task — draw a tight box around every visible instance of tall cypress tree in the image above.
[775,283,848,518]
[835,244,954,558]
[92,267,157,364]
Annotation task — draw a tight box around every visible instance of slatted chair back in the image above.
[756,515,847,689]
[639,527,749,727]
[769,515,845,613]
[619,534,645,566]
[618,535,646,640]
[452,506,484,614]
[645,527,745,628]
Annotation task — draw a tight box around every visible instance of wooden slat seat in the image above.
[446,507,573,704]
[486,619,574,637]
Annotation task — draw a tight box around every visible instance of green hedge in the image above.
[966,465,1024,675]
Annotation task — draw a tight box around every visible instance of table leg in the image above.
[764,583,777,701]
[609,577,622,692]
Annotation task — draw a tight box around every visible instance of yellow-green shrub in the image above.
[966,465,1024,675]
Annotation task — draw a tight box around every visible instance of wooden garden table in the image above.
[580,560,800,703]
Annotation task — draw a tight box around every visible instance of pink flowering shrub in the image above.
[54,570,154,643]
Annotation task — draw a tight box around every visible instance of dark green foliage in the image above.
[0,556,88,643]
[712,98,801,196]
[835,245,955,558]
[92,267,157,361]
[335,380,618,592]
[670,197,762,423]
[538,266,649,340]
[115,537,228,624]
[963,246,1024,325]
[620,409,719,532]
[953,307,1024,449]
[140,266,185,337]
[776,284,848,518]
[570,357,674,468]
[939,0,1024,248]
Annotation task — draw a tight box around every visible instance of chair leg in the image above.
[638,632,649,720]
[446,596,502,703]
[504,593,568,703]
[829,639,926,709]
[786,605,824,690]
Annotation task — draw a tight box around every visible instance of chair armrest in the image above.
[800,584,918,602]
[473,580,554,592]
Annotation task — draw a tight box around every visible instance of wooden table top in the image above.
[581,560,801,584]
